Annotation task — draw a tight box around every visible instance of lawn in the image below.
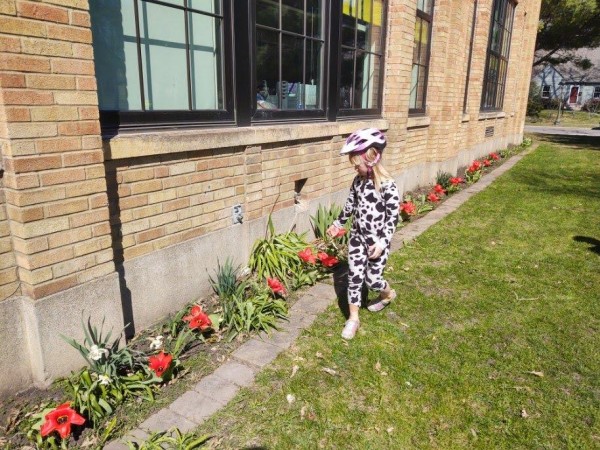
[193,137,600,449]
[526,109,600,128]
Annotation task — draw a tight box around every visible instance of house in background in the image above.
[0,0,542,395]
[532,47,600,109]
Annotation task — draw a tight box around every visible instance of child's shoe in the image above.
[341,319,360,340]
[367,289,396,312]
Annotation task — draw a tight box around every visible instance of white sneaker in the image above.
[341,319,360,340]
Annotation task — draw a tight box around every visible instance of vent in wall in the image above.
[485,126,495,138]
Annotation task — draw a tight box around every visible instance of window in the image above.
[338,0,385,115]
[90,0,387,132]
[541,85,550,98]
[254,0,325,118]
[594,86,600,99]
[409,0,434,114]
[481,0,515,111]
[90,0,234,130]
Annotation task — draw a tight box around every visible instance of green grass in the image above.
[526,109,600,128]
[193,139,600,449]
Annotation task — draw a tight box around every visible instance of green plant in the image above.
[61,368,156,427]
[435,171,452,190]
[248,216,310,285]
[209,257,244,300]
[61,315,140,377]
[404,194,434,215]
[126,428,209,449]
[522,137,532,147]
[310,204,352,246]
[221,282,288,341]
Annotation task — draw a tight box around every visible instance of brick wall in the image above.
[0,0,113,300]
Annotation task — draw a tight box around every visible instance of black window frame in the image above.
[541,84,551,98]
[92,0,388,133]
[95,0,236,133]
[409,1,435,116]
[594,86,600,99]
[480,0,515,111]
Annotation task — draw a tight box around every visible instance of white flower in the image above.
[149,335,164,350]
[88,344,109,361]
[98,374,111,385]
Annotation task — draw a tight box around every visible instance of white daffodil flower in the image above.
[149,335,164,350]
[88,344,109,361]
[98,374,111,385]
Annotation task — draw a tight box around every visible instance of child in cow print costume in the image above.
[327,128,400,340]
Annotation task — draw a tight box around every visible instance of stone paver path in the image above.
[104,147,534,449]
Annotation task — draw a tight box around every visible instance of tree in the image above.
[534,0,600,67]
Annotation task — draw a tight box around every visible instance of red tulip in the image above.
[267,277,286,295]
[489,152,500,160]
[450,177,464,185]
[40,402,85,439]
[148,351,173,378]
[298,247,316,264]
[318,253,339,267]
[468,160,482,173]
[427,192,440,202]
[183,305,212,331]
[400,201,416,215]
[433,184,446,195]
[483,159,491,167]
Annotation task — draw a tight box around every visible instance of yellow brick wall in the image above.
[0,0,113,300]
[0,162,19,301]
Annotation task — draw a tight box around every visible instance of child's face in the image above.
[353,160,369,177]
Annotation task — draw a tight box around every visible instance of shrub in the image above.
[526,82,543,117]
[435,171,452,190]
[581,98,600,113]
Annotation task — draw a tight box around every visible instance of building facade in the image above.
[0,0,541,395]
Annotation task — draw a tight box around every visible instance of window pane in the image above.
[189,13,223,110]
[340,49,354,108]
[418,20,429,65]
[305,40,322,109]
[282,0,304,34]
[307,0,322,38]
[369,0,383,53]
[256,28,280,109]
[417,0,433,14]
[139,1,187,110]
[342,0,356,47]
[188,0,220,14]
[367,54,380,108]
[159,0,183,6]
[281,34,304,109]
[91,0,142,111]
[416,65,426,107]
[491,22,501,53]
[409,64,419,109]
[353,50,367,108]
[257,0,279,28]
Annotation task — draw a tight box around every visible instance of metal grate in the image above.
[485,126,495,137]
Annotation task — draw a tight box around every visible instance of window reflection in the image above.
[255,0,323,112]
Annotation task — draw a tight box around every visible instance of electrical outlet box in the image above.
[232,204,243,224]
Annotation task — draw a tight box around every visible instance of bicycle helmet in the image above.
[340,128,386,156]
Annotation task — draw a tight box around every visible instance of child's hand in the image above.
[368,244,383,260]
[327,224,341,237]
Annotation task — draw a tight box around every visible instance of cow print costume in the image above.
[334,175,400,307]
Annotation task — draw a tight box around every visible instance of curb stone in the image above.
[104,147,535,448]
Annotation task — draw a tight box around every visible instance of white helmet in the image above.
[340,128,386,155]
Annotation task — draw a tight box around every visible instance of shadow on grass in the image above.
[530,133,600,150]
[332,262,370,320]
[574,236,600,256]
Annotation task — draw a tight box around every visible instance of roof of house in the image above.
[534,47,600,84]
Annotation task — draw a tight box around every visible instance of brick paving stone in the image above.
[258,325,302,349]
[103,440,129,450]
[284,309,318,329]
[169,390,223,424]
[212,360,257,387]
[104,428,148,449]
[139,408,197,433]
[194,373,240,405]
[232,338,282,368]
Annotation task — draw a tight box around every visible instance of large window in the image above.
[541,85,551,98]
[481,0,515,111]
[90,0,387,132]
[409,0,434,114]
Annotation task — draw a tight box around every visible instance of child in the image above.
[327,128,400,340]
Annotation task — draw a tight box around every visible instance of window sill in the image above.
[103,119,389,160]
[462,113,470,123]
[478,111,506,120]
[406,115,431,129]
